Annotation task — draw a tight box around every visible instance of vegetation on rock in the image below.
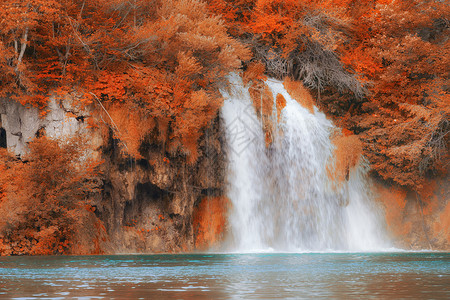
[0,137,103,255]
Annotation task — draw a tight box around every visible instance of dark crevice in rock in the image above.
[0,127,6,148]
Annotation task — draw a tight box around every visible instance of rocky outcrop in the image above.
[96,115,226,253]
[0,97,101,157]
[375,176,449,250]
[0,98,227,254]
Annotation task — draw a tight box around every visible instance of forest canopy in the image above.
[0,0,448,188]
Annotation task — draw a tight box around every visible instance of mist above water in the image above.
[221,74,390,252]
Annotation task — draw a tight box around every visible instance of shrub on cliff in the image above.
[337,0,449,190]
[0,136,103,255]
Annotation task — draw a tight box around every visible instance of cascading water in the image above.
[221,74,390,252]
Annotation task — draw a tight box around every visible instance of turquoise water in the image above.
[0,253,449,299]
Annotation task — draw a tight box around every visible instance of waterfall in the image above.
[221,74,390,252]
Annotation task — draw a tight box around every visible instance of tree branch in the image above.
[15,28,28,72]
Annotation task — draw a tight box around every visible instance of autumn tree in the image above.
[0,0,64,107]
[0,136,102,255]
[336,0,449,190]
[88,0,250,162]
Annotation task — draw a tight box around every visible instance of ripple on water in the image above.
[0,253,448,299]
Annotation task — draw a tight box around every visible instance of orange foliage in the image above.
[104,101,157,159]
[251,84,274,147]
[214,0,347,55]
[336,0,450,189]
[243,61,267,85]
[244,61,273,118]
[250,84,273,118]
[206,0,255,36]
[243,61,275,146]
[87,0,250,163]
[275,93,286,121]
[193,196,229,250]
[283,78,315,114]
[0,136,103,255]
[0,0,250,164]
[328,132,363,183]
[208,0,354,87]
[0,0,63,108]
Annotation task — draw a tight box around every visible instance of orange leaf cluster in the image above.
[328,132,363,184]
[243,62,275,146]
[337,0,450,189]
[275,93,286,121]
[0,136,103,255]
[283,78,315,114]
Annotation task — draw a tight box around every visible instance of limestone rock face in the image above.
[98,115,226,253]
[375,177,450,251]
[0,98,97,156]
[0,100,40,155]
[0,98,226,254]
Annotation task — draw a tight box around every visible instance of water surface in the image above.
[0,253,449,299]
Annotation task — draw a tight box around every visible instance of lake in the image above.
[0,252,449,299]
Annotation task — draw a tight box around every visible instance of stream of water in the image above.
[221,75,389,252]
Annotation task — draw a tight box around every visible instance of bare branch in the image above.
[89,92,129,152]
[16,27,28,72]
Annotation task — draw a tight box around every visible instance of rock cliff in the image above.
[0,98,227,253]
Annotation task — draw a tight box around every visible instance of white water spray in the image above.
[221,74,389,252]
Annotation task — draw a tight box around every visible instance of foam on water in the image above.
[221,74,390,252]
